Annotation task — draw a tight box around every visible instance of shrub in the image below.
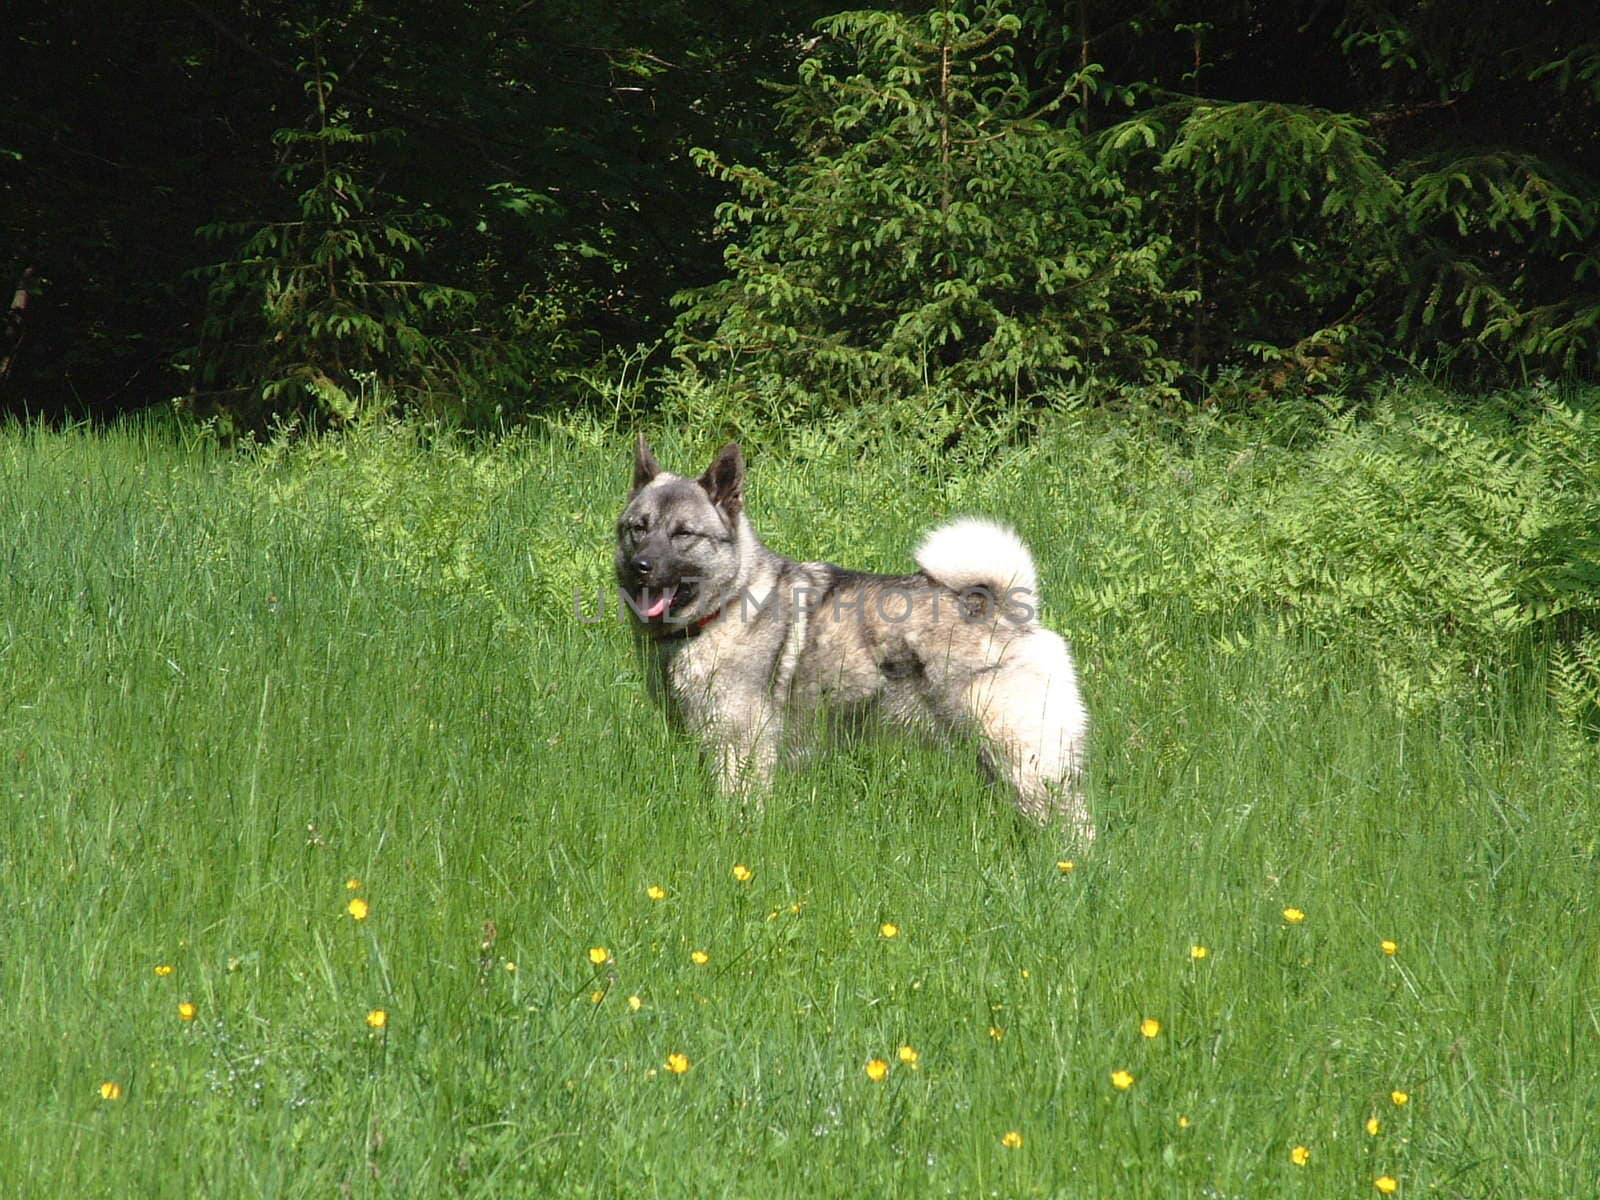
[671,1,1190,411]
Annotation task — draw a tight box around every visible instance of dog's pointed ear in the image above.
[632,434,662,495]
[698,441,744,518]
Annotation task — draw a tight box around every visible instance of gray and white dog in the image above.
[615,436,1091,840]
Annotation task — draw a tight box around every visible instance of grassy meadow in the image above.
[2,399,1597,1197]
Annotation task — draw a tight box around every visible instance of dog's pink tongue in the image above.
[644,591,670,619]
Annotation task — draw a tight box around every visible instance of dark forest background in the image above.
[3,1,1596,428]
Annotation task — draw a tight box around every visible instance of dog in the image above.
[614,436,1091,841]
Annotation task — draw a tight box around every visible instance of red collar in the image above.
[655,604,725,640]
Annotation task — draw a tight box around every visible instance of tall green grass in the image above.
[1,405,1595,1198]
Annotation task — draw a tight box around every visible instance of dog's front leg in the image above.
[706,704,781,802]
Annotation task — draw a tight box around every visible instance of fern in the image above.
[1551,631,1600,738]
[1054,383,1600,714]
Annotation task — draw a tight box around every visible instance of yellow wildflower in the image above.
[665,1052,690,1074]
[1390,1089,1409,1106]
[1375,1176,1398,1194]
[1283,907,1306,924]
[1290,1145,1310,1166]
[987,1025,1004,1041]
[1001,1130,1023,1149]
[1381,939,1398,955]
[864,1058,888,1081]
[1178,1115,1190,1128]
[1366,1116,1380,1135]
[345,878,361,890]
[897,1044,919,1066]
[587,945,610,966]
[98,1081,123,1101]
[879,922,899,939]
[1056,860,1075,874]
[1190,944,1208,959]
[647,885,666,900]
[628,995,643,1011]
[366,1008,387,1028]
[1140,1018,1161,1038]
[177,1001,197,1021]
[347,897,369,921]
[590,989,605,1004]
[732,864,752,882]
[153,964,173,977]
[1110,1069,1134,1090]
[690,949,709,965]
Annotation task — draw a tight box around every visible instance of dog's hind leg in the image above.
[962,632,1093,842]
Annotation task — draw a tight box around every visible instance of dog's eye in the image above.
[670,528,698,542]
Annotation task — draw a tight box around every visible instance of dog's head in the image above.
[614,436,745,633]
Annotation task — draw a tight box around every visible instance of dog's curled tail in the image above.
[914,517,1040,622]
